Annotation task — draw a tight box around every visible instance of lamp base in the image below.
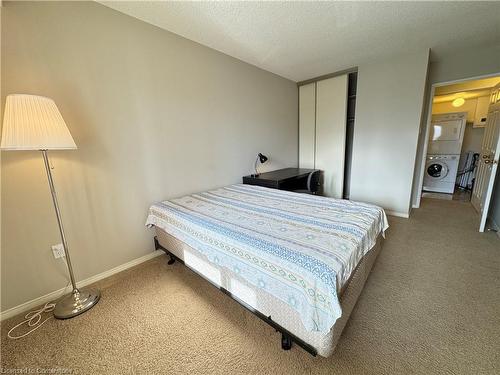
[53,288,101,319]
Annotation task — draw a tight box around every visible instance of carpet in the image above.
[1,198,499,374]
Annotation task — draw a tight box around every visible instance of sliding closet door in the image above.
[299,83,316,169]
[316,75,348,198]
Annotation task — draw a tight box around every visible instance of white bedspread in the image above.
[146,184,388,332]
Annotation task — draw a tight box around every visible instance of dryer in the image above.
[423,155,460,194]
[428,112,466,155]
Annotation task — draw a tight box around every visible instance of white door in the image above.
[315,75,348,198]
[472,85,500,232]
[299,83,316,169]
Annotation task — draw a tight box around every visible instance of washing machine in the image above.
[423,155,460,194]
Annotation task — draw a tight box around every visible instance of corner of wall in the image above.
[409,48,432,210]
[350,49,431,215]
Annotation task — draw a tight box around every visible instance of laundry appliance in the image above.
[428,112,466,155]
[424,112,467,194]
[423,154,460,194]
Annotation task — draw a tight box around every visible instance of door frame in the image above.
[414,72,500,208]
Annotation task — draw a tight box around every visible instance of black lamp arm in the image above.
[254,153,269,175]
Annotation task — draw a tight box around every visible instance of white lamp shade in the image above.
[1,94,77,150]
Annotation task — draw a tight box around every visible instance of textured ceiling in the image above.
[100,1,500,82]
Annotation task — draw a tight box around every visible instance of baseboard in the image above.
[385,210,410,218]
[0,249,163,321]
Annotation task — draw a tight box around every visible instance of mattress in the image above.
[146,184,388,354]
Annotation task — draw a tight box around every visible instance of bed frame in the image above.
[154,230,383,357]
[154,236,316,355]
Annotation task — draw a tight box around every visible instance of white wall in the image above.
[411,44,500,207]
[460,124,484,164]
[1,2,298,312]
[350,50,430,217]
[428,45,500,85]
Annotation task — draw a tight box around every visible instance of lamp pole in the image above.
[42,150,77,289]
[41,150,100,319]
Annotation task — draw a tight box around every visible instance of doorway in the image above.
[415,74,500,232]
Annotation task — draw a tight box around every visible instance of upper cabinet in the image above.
[473,96,490,128]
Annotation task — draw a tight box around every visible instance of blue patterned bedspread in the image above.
[146,184,388,333]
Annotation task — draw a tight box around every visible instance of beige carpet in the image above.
[1,198,499,374]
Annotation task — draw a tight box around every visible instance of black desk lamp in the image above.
[253,153,268,176]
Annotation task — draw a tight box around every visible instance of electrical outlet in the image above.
[51,243,65,259]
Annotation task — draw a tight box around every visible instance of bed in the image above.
[146,184,388,357]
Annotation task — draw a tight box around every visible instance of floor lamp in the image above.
[1,94,100,319]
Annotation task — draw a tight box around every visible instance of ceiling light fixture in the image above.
[452,97,465,107]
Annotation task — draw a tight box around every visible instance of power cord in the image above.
[7,257,71,339]
[7,302,56,339]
